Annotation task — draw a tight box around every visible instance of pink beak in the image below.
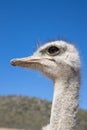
[10,56,52,68]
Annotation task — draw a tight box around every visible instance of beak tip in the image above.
[10,59,17,66]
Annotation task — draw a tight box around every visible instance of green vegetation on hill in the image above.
[0,96,87,130]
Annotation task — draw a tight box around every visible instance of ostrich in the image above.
[11,40,80,130]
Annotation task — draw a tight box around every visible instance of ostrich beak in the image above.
[10,56,52,68]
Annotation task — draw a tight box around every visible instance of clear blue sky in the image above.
[0,0,87,109]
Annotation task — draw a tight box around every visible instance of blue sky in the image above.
[0,0,87,109]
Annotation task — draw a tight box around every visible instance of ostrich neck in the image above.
[50,75,80,130]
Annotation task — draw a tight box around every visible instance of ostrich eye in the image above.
[47,46,60,56]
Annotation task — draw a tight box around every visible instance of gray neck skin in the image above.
[50,75,80,130]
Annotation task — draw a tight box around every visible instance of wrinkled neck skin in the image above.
[50,73,80,130]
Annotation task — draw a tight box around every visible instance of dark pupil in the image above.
[48,46,59,54]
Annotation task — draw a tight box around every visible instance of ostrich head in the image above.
[11,40,80,81]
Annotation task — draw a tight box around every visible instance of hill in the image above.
[0,96,87,130]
